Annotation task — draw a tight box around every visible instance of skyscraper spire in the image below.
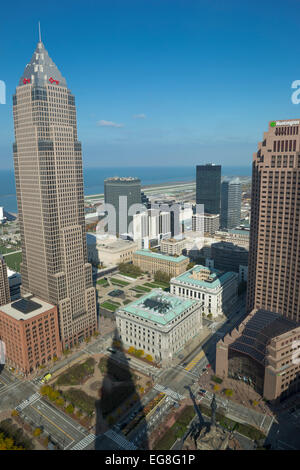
[38,21,42,43]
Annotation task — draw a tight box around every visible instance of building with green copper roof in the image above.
[170,265,238,319]
[115,289,203,365]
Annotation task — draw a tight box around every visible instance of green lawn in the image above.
[3,251,22,272]
[153,406,195,450]
[100,301,120,312]
[132,285,151,293]
[123,299,132,305]
[0,245,20,255]
[56,358,95,386]
[97,278,109,286]
[110,278,130,286]
[61,388,96,416]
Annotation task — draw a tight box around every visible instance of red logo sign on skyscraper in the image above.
[49,77,59,85]
[23,78,31,84]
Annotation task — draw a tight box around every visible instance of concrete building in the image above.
[133,209,171,249]
[216,309,300,402]
[86,233,137,267]
[0,256,10,306]
[0,295,62,375]
[0,207,5,224]
[115,290,203,365]
[192,213,220,235]
[13,39,97,348]
[220,178,242,229]
[247,119,300,321]
[160,238,186,256]
[104,177,141,236]
[133,249,189,277]
[196,164,221,214]
[170,265,238,318]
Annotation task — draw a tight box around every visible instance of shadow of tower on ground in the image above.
[95,328,149,450]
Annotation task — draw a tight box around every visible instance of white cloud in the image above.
[133,113,146,119]
[97,120,124,128]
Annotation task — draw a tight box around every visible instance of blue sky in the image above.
[1,0,300,169]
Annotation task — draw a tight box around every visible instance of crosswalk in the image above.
[185,350,205,371]
[16,392,40,411]
[154,384,184,401]
[71,434,95,450]
[105,429,137,450]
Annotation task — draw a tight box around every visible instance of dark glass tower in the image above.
[104,177,141,236]
[196,164,221,214]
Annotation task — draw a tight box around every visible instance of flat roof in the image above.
[0,296,55,321]
[119,289,198,325]
[172,264,236,289]
[134,249,188,263]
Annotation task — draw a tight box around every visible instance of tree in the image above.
[33,428,42,437]
[11,410,19,417]
[135,349,144,358]
[224,389,233,397]
[145,354,153,363]
[154,270,170,284]
[128,346,135,354]
[213,384,220,392]
[65,404,74,414]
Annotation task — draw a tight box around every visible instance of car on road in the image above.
[107,347,117,353]
[182,362,188,367]
[199,389,207,394]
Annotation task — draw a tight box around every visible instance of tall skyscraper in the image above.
[220,178,242,229]
[0,256,10,306]
[247,119,300,321]
[104,177,141,236]
[196,164,221,214]
[13,39,97,348]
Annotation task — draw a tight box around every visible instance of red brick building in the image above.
[0,294,62,375]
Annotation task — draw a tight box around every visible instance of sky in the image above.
[1,0,300,169]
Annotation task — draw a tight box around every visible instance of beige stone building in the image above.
[133,249,189,277]
[160,238,186,256]
[87,234,137,267]
[0,255,10,306]
[12,39,97,348]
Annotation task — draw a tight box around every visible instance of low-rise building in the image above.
[116,289,203,365]
[86,233,138,267]
[216,309,300,402]
[133,249,189,277]
[170,265,238,318]
[0,294,62,375]
[160,238,186,256]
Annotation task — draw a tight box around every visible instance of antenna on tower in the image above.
[38,21,42,42]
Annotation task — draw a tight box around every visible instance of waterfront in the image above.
[0,166,251,214]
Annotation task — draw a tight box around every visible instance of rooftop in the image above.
[134,249,188,263]
[104,177,141,183]
[119,289,198,325]
[19,41,67,88]
[229,309,298,365]
[0,295,56,321]
[172,265,237,289]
